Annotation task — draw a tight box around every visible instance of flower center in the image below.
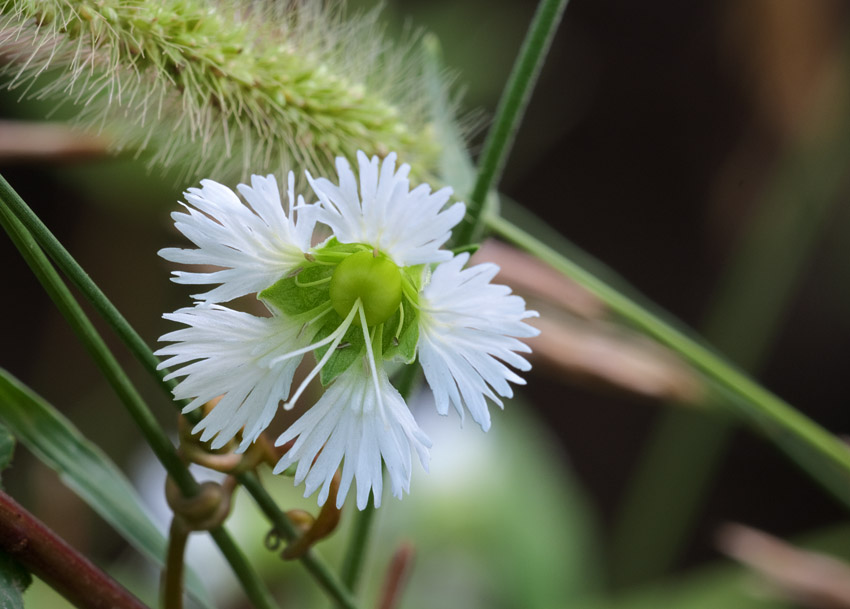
[329,250,402,326]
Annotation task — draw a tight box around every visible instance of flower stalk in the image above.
[340,499,377,593]
[162,519,190,609]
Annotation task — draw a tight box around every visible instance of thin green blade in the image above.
[0,368,213,609]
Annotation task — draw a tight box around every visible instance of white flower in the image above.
[274,363,432,509]
[158,151,538,509]
[417,253,540,431]
[308,151,465,266]
[159,172,318,303]
[155,304,308,451]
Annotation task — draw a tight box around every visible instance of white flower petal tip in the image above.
[155,305,308,451]
[308,151,465,266]
[159,173,319,303]
[418,253,539,432]
[274,364,432,510]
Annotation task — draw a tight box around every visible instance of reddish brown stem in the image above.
[0,490,148,609]
[377,542,415,609]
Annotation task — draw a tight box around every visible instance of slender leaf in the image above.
[0,369,213,609]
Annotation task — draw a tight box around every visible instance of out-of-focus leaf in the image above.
[0,368,213,609]
[581,524,850,609]
[580,566,785,609]
[368,403,603,609]
[0,552,30,609]
[0,423,15,485]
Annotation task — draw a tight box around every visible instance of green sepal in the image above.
[259,264,333,316]
[382,298,419,364]
[403,264,427,292]
[314,312,367,385]
[314,237,367,259]
[452,243,480,256]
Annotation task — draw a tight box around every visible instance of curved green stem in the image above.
[0,197,279,609]
[163,519,190,609]
[239,473,360,609]
[485,212,850,506]
[455,0,570,245]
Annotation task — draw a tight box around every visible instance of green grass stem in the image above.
[0,190,279,609]
[486,212,850,508]
[455,0,570,245]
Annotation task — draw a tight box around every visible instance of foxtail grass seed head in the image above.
[0,1,453,182]
[157,152,540,509]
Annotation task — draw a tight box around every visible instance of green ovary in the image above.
[329,250,402,326]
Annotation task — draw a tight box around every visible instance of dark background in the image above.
[2,0,850,602]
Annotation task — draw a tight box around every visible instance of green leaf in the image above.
[259,264,332,317]
[381,299,418,364]
[0,552,30,609]
[314,312,366,385]
[0,369,214,609]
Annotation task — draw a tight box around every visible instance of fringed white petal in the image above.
[418,253,539,431]
[159,173,319,303]
[308,151,465,266]
[273,362,431,510]
[156,304,308,451]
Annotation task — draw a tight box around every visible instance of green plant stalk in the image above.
[455,0,570,245]
[0,196,196,496]
[0,200,279,609]
[485,212,850,504]
[0,174,358,607]
[340,498,377,595]
[609,112,850,586]
[0,175,172,398]
[239,473,360,609]
[339,365,421,598]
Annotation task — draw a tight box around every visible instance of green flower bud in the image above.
[330,251,402,326]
